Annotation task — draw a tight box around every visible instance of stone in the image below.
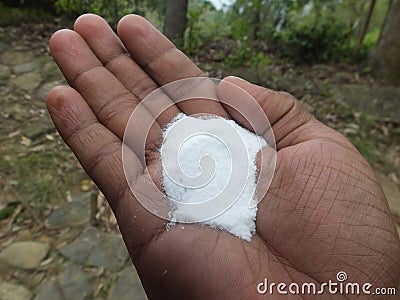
[55,227,82,248]
[60,227,98,265]
[34,280,63,300]
[28,272,46,288]
[0,282,32,300]
[0,41,6,53]
[0,64,10,78]
[2,103,30,120]
[45,192,92,229]
[21,117,54,139]
[0,241,49,270]
[86,234,129,272]
[60,227,129,272]
[34,263,92,300]
[376,172,400,218]
[108,267,148,300]
[333,84,400,122]
[10,71,42,92]
[43,61,64,82]
[58,263,93,300]
[13,61,40,74]
[0,50,35,65]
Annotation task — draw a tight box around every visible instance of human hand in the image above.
[46,14,400,299]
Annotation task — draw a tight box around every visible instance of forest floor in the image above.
[0,22,399,300]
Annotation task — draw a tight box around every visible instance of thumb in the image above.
[217,76,324,149]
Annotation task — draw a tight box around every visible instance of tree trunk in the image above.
[377,0,393,45]
[252,3,261,40]
[368,0,400,84]
[163,0,188,48]
[357,0,376,50]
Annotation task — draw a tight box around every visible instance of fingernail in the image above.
[229,76,248,82]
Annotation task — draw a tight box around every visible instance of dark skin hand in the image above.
[46,14,400,299]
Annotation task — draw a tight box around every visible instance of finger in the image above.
[117,14,229,118]
[46,86,136,198]
[218,76,320,149]
[216,78,273,136]
[46,86,166,258]
[49,29,161,161]
[73,14,180,126]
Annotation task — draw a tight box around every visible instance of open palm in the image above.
[46,14,400,299]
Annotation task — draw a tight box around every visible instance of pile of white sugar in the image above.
[160,113,266,241]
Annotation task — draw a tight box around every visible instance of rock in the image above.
[45,192,92,229]
[60,227,97,265]
[0,282,32,300]
[2,103,30,120]
[85,234,129,272]
[60,227,128,272]
[21,117,54,139]
[333,84,400,122]
[58,263,93,300]
[0,41,6,52]
[28,272,46,288]
[13,61,40,74]
[10,71,42,92]
[108,267,148,300]
[0,64,10,78]
[376,172,400,218]
[34,263,92,300]
[43,61,64,82]
[0,241,49,270]
[0,50,35,65]
[33,281,63,300]
[55,227,82,249]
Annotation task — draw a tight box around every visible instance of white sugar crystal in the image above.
[160,113,266,241]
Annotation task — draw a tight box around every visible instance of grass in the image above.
[96,280,113,299]
[351,136,382,165]
[0,203,17,220]
[0,146,78,209]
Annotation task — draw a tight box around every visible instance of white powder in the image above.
[160,113,266,241]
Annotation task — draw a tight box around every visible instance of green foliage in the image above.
[363,27,379,49]
[0,0,390,65]
[1,0,55,10]
[274,16,351,63]
[0,204,17,220]
[222,39,271,69]
[0,2,54,25]
[54,0,165,26]
[250,51,271,68]
[0,150,76,206]
[184,0,231,53]
[229,0,309,41]
[0,0,165,27]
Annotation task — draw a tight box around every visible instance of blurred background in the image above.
[0,0,399,299]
